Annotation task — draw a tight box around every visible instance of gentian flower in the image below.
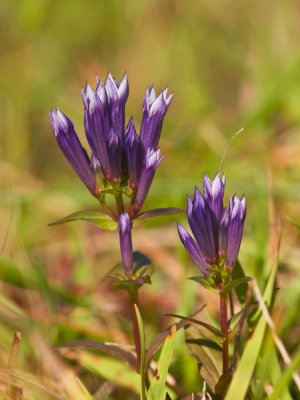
[177,173,246,276]
[49,73,172,219]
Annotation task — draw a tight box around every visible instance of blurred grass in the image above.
[1,0,300,398]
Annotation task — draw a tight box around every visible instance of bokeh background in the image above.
[1,0,300,398]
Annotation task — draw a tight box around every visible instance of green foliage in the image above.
[148,325,177,400]
[225,261,278,400]
[49,210,118,231]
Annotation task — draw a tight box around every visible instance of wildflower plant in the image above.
[49,73,183,395]
[49,73,180,283]
[48,74,258,399]
[174,173,248,380]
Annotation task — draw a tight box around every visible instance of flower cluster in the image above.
[49,73,172,219]
[177,173,246,278]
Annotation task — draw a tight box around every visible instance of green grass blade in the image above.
[148,325,177,400]
[225,263,277,400]
[134,304,147,400]
[268,346,300,400]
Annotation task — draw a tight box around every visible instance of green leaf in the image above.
[231,260,248,304]
[166,313,226,339]
[75,378,94,400]
[78,352,140,394]
[49,210,118,231]
[221,277,252,296]
[255,339,293,400]
[148,325,177,400]
[185,326,222,393]
[134,304,147,400]
[136,207,184,220]
[268,345,300,400]
[228,303,258,332]
[224,262,277,400]
[189,276,215,291]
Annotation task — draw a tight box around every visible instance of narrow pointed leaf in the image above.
[75,378,94,400]
[77,353,140,394]
[56,339,137,369]
[136,207,184,220]
[268,345,300,400]
[231,260,248,304]
[166,313,226,339]
[49,210,118,231]
[134,304,147,400]
[228,303,258,332]
[189,276,214,291]
[148,325,177,400]
[221,277,252,296]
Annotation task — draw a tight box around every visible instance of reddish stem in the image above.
[220,292,229,375]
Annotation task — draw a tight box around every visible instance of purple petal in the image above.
[188,188,219,264]
[219,208,229,257]
[226,195,246,268]
[203,173,226,221]
[82,84,111,174]
[132,148,164,215]
[49,108,96,196]
[140,87,172,150]
[106,128,122,182]
[118,212,133,276]
[143,86,156,113]
[124,118,142,189]
[104,73,129,138]
[177,223,210,276]
[95,79,108,105]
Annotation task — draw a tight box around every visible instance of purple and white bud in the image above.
[140,87,173,150]
[177,173,246,276]
[177,223,210,276]
[106,128,122,182]
[226,195,246,268]
[132,148,164,215]
[203,173,226,222]
[190,188,219,264]
[49,108,97,196]
[124,119,142,189]
[118,212,133,276]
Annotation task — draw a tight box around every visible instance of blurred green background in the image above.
[1,0,300,398]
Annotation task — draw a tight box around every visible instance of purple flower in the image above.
[49,73,172,218]
[226,195,246,268]
[178,173,246,274]
[132,148,164,215]
[49,108,97,196]
[118,212,133,276]
[140,87,173,150]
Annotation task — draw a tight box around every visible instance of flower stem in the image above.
[220,292,229,375]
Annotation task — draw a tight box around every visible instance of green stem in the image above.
[132,302,147,400]
[220,292,229,375]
